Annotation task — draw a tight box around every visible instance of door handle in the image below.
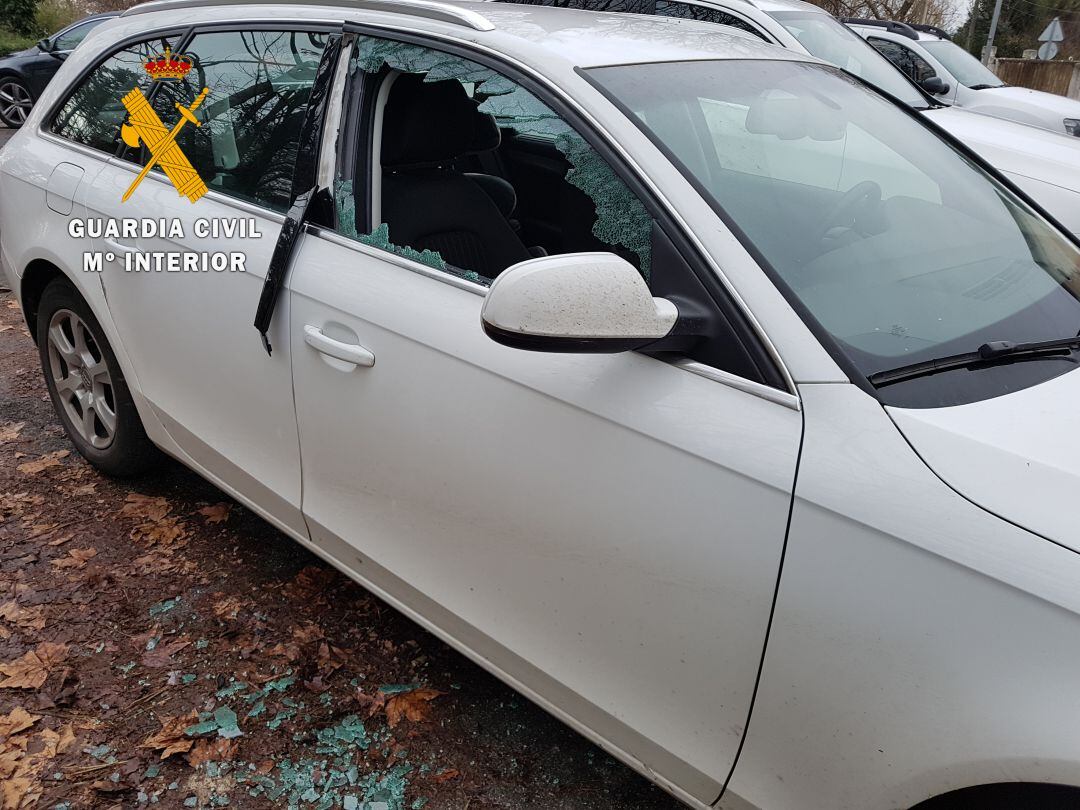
[303,324,375,367]
[103,238,138,255]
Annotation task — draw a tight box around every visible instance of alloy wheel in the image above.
[46,309,116,450]
[0,80,32,126]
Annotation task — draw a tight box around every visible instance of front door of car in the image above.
[83,27,332,537]
[287,35,802,804]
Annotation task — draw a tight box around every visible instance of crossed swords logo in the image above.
[119,85,210,203]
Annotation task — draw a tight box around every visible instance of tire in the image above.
[36,277,161,476]
[0,76,32,128]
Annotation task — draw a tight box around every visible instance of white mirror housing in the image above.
[481,252,679,353]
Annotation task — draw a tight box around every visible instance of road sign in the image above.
[1038,16,1064,42]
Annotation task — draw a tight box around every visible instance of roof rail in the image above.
[907,21,950,40]
[840,17,919,40]
[122,0,497,31]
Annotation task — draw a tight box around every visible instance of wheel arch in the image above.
[912,782,1080,809]
[20,257,65,342]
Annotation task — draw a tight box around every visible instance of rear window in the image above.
[51,36,176,154]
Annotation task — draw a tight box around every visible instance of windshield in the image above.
[768,10,929,108]
[921,39,1004,88]
[588,59,1080,407]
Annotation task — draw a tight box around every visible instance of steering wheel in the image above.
[816,180,882,244]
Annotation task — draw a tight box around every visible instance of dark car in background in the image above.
[0,12,117,127]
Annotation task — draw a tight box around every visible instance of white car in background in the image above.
[848,18,1080,137]
[496,0,1080,238]
[7,2,1080,810]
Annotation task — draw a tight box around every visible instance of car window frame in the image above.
[328,24,792,396]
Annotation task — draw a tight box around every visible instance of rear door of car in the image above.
[74,23,336,538]
[286,29,803,804]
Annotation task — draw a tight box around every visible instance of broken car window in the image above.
[335,37,653,282]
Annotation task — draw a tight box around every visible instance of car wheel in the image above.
[0,77,32,128]
[36,278,161,476]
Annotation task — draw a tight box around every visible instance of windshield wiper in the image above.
[868,336,1080,387]
[968,83,1002,90]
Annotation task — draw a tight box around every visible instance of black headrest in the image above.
[382,74,501,169]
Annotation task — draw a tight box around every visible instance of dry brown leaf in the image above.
[16,450,69,476]
[120,493,171,522]
[0,734,27,778]
[72,483,97,497]
[0,725,66,808]
[131,517,188,549]
[141,711,198,760]
[365,686,444,728]
[185,736,237,767]
[212,597,244,620]
[1,775,34,810]
[0,708,38,740]
[50,548,97,569]
[316,642,351,677]
[47,533,74,547]
[0,642,68,689]
[55,724,76,754]
[198,503,230,524]
[432,768,460,783]
[292,623,324,644]
[0,422,25,443]
[0,602,45,631]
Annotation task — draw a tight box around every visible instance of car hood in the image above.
[888,368,1080,547]
[979,85,1080,119]
[0,47,39,63]
[925,106,1080,188]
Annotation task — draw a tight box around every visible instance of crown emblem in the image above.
[143,47,193,81]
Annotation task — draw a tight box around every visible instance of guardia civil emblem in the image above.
[119,47,210,203]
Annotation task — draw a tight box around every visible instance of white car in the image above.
[496,0,1080,238]
[5,2,1080,809]
[848,18,1080,137]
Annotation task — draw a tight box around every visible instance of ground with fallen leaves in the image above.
[0,289,681,809]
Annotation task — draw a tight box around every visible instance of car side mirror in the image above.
[36,38,52,52]
[481,252,678,353]
[920,76,950,96]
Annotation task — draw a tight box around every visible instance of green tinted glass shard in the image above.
[334,179,359,239]
[556,132,652,276]
[358,224,445,271]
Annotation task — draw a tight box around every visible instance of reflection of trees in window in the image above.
[653,1,766,39]
[149,31,325,212]
[488,0,764,29]
[499,0,655,8]
[51,39,175,153]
